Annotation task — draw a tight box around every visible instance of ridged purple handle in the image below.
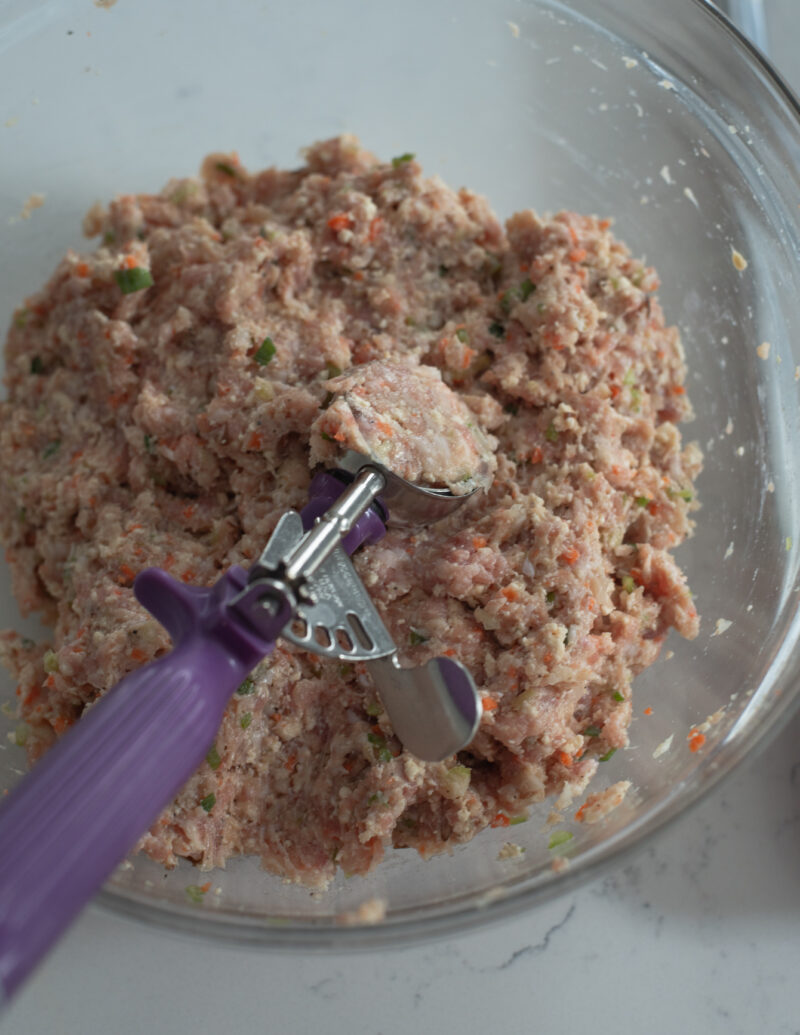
[0,567,282,1001]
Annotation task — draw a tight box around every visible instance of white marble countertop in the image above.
[6,4,800,1032]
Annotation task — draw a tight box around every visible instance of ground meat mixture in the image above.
[0,136,700,887]
[310,359,497,494]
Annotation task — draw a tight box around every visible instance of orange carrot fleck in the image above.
[472,536,488,549]
[647,501,659,517]
[53,715,71,736]
[482,696,498,712]
[671,384,686,395]
[530,446,544,464]
[574,803,587,822]
[130,648,147,663]
[124,254,138,270]
[643,706,653,716]
[558,750,573,767]
[501,585,519,602]
[75,262,90,278]
[442,648,456,657]
[568,225,579,245]
[559,547,580,566]
[118,563,136,585]
[569,248,587,263]
[246,431,263,451]
[285,755,297,772]
[598,218,611,230]
[688,729,706,753]
[610,384,621,399]
[490,813,511,828]
[368,216,383,242]
[327,213,353,232]
[181,570,196,583]
[200,881,212,893]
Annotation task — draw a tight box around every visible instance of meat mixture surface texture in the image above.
[0,136,700,887]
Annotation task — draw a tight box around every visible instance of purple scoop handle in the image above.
[0,483,387,1003]
[0,567,280,1000]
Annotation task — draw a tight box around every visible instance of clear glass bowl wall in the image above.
[1,0,799,944]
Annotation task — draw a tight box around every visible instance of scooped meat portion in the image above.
[0,136,700,889]
[310,360,497,494]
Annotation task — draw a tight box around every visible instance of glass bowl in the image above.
[2,0,800,946]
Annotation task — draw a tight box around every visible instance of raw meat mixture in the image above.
[0,136,700,887]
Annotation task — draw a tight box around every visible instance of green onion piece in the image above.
[365,701,383,717]
[599,747,617,762]
[622,367,636,387]
[787,536,793,552]
[103,229,116,245]
[546,590,556,605]
[667,487,693,502]
[255,337,276,366]
[392,152,415,168]
[185,884,207,904]
[14,308,30,329]
[43,649,59,674]
[236,677,255,696]
[143,433,156,454]
[325,362,342,379]
[14,724,28,747]
[509,814,528,826]
[240,712,252,730]
[114,267,154,294]
[206,744,221,770]
[634,496,650,508]
[621,575,635,594]
[537,301,547,314]
[320,431,334,442]
[378,747,393,763]
[367,792,385,805]
[612,691,625,702]
[584,725,601,737]
[42,440,61,460]
[409,628,429,646]
[500,290,516,314]
[519,278,536,301]
[367,732,385,748]
[548,830,573,850]
[630,387,641,412]
[215,161,237,176]
[488,321,505,339]
[200,793,216,813]
[455,328,469,343]
[545,422,558,443]
[338,663,354,679]
[30,356,44,375]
